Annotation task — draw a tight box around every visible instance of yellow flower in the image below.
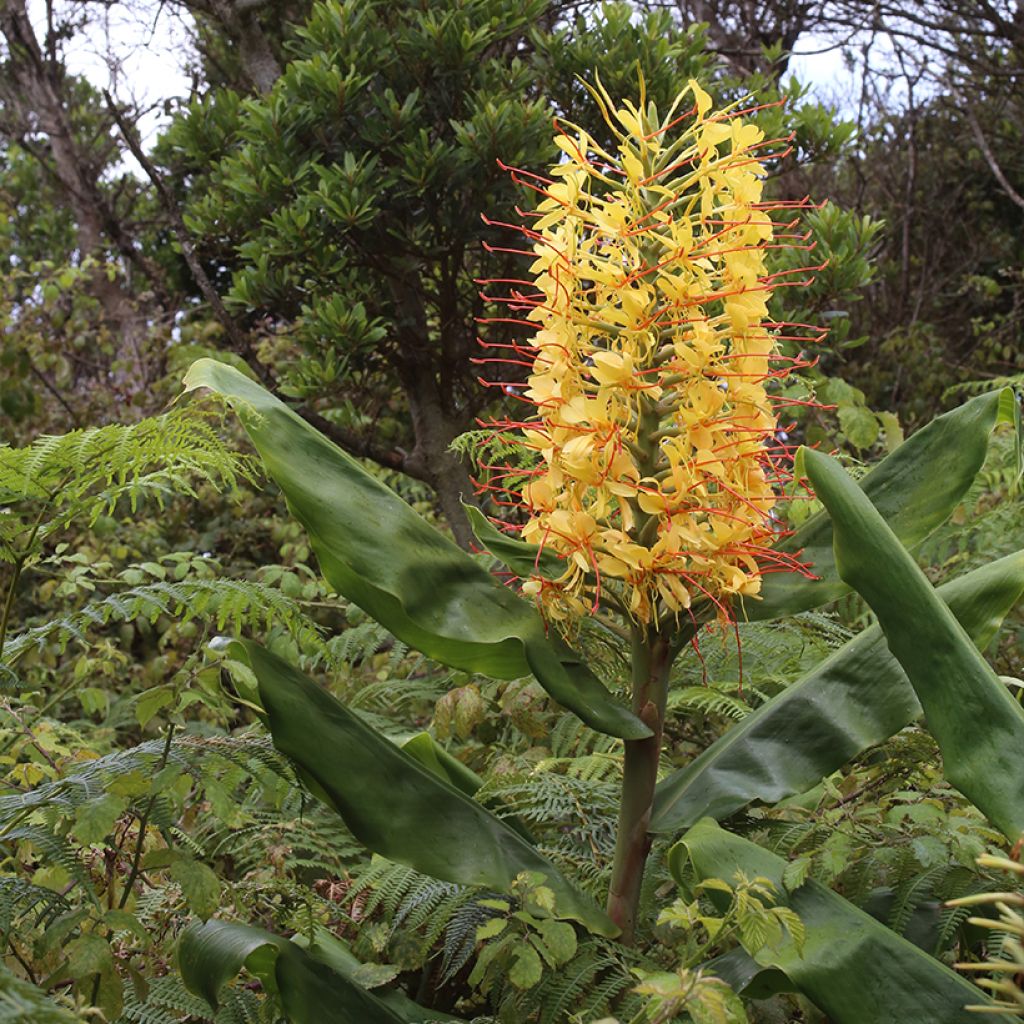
[481,78,821,627]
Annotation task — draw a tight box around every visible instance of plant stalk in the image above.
[119,722,176,909]
[606,626,673,942]
[0,557,22,663]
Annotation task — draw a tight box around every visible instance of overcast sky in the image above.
[27,0,193,144]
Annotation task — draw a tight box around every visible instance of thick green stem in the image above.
[606,626,673,942]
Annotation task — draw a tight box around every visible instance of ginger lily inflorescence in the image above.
[478,78,824,631]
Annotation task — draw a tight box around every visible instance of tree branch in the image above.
[963,103,1024,213]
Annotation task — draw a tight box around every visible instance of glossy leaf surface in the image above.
[673,819,1009,1023]
[292,925,466,1022]
[745,389,1018,620]
[229,639,617,937]
[651,552,1024,834]
[184,358,647,739]
[179,919,406,1021]
[179,918,285,1009]
[803,445,1024,840]
[275,943,407,1024]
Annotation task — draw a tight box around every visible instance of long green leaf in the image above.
[745,389,1018,620]
[178,919,405,1021]
[402,732,485,797]
[183,358,647,740]
[275,943,407,1024]
[403,732,535,842]
[292,924,466,1022]
[229,639,618,937]
[179,920,284,1009]
[802,446,1024,840]
[673,819,1012,1023]
[651,552,1024,834]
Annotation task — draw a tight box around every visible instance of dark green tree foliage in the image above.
[834,94,1024,423]
[160,1,713,545]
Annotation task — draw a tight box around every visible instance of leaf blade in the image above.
[183,358,647,739]
[231,639,618,937]
[651,552,1024,833]
[673,819,1010,1023]
[802,445,1024,840]
[745,389,1017,620]
[178,920,407,1022]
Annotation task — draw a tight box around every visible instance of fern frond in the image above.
[668,685,752,721]
[889,865,950,937]
[0,962,85,1022]
[531,940,640,1024]
[0,826,96,901]
[0,877,72,939]
[450,429,539,485]
[4,577,330,666]
[438,898,491,983]
[0,407,254,541]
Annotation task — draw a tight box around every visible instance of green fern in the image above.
[529,939,643,1024]
[4,577,332,667]
[942,375,1024,400]
[0,878,72,939]
[449,429,540,493]
[0,963,85,1022]
[668,685,753,722]
[116,973,267,1024]
[0,407,253,562]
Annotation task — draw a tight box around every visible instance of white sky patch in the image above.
[790,32,859,111]
[26,0,194,148]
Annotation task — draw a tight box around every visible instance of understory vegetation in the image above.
[1,1,1023,1022]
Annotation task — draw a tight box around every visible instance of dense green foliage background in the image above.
[0,1,1021,1021]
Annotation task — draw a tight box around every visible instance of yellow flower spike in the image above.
[478,79,824,628]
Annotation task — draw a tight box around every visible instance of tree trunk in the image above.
[204,0,282,94]
[400,364,480,551]
[0,0,152,408]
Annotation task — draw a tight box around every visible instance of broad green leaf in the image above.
[509,943,543,989]
[179,920,404,1021]
[476,918,508,940]
[275,943,406,1024]
[838,403,879,450]
[135,686,175,727]
[403,732,534,842]
[71,792,127,845]
[184,358,647,740]
[170,857,221,921]
[292,924,466,1023]
[229,639,618,937]
[401,732,484,797]
[179,919,285,1008]
[802,447,1024,841]
[66,933,122,1020]
[534,918,577,965]
[103,909,150,948]
[651,552,1024,834]
[744,389,1018,620]
[672,819,1011,1023]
